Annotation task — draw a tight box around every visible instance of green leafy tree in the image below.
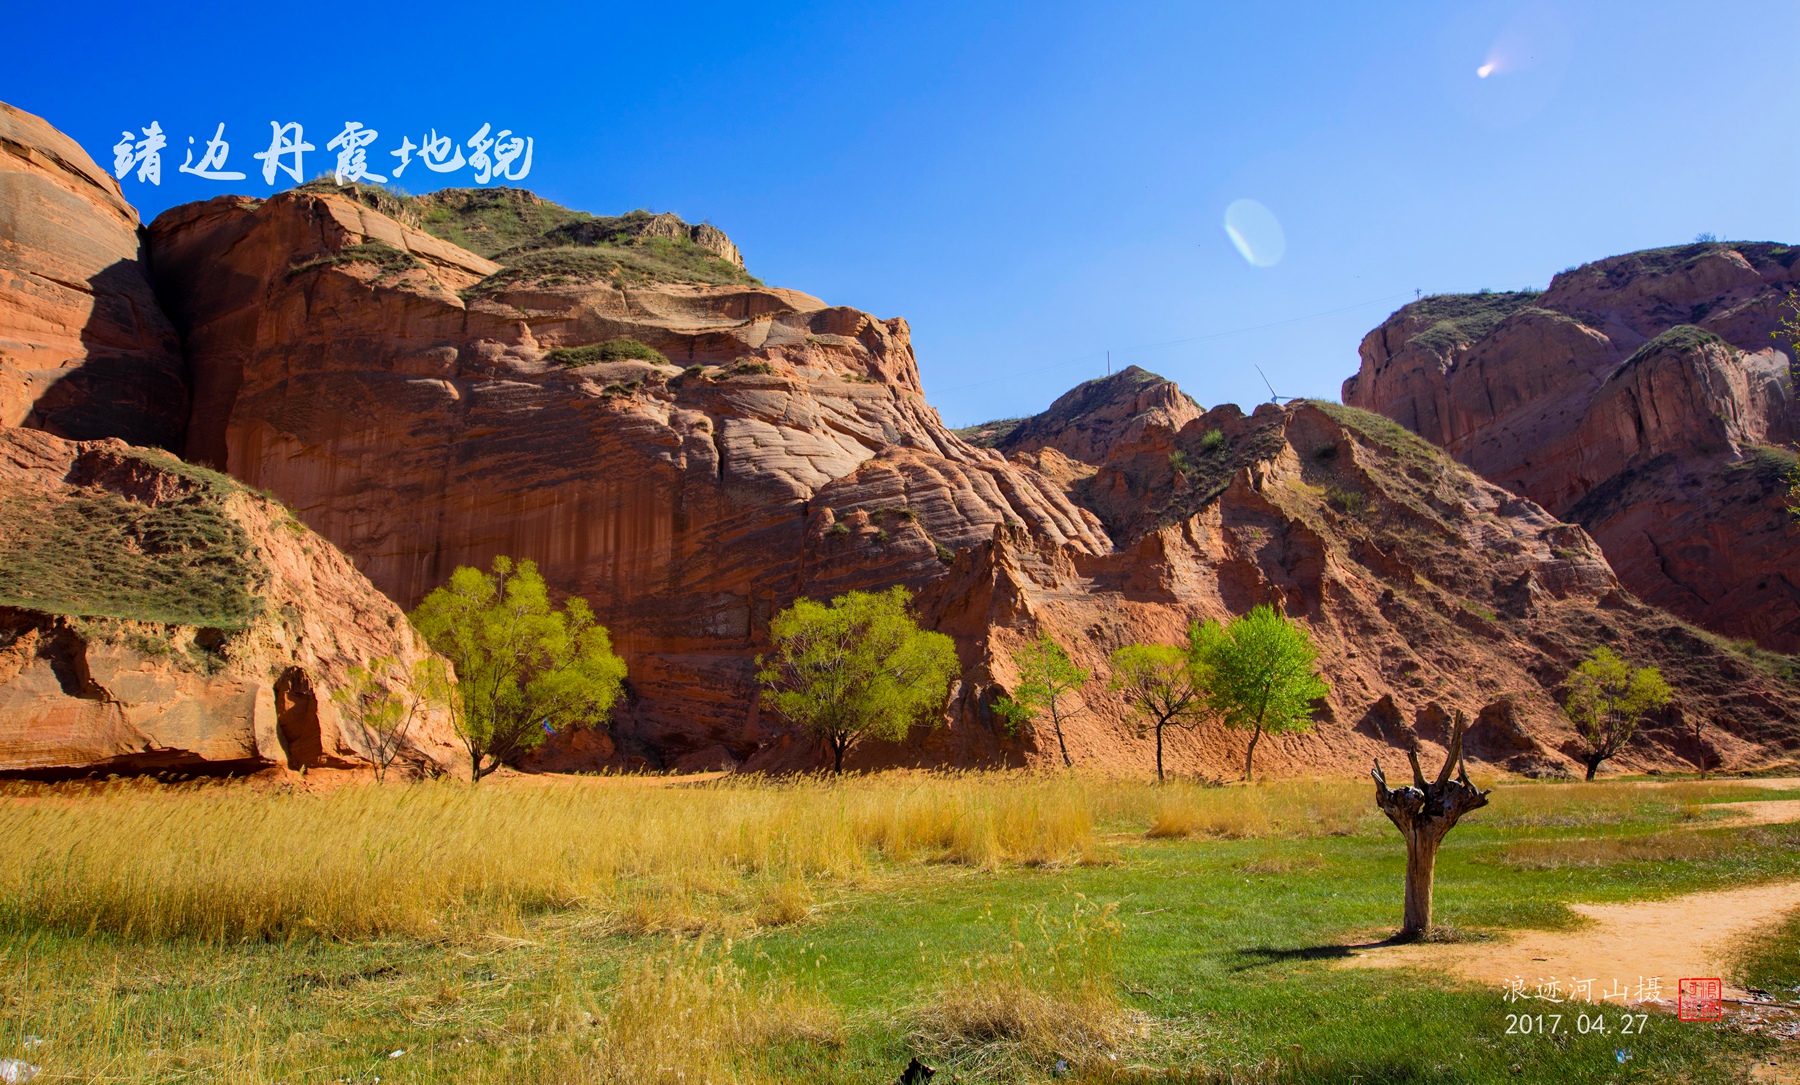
[1190,605,1331,781]
[993,634,1091,768]
[410,556,628,781]
[756,586,959,774]
[329,655,443,782]
[1109,644,1204,783]
[1562,646,1672,781]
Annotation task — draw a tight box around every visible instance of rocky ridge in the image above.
[957,365,1203,464]
[956,388,1800,778]
[1343,243,1800,651]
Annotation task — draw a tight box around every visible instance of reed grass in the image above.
[0,771,1777,943]
[0,773,1107,941]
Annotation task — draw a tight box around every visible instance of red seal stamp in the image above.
[1677,978,1723,1021]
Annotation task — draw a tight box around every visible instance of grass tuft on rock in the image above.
[0,463,256,629]
[546,338,670,368]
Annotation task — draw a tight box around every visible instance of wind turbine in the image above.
[1255,365,1300,405]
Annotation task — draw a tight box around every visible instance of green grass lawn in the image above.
[2,781,1792,1084]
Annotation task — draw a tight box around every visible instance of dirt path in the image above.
[1709,799,1800,828]
[1342,879,1800,1008]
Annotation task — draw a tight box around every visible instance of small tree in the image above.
[330,655,442,781]
[1373,712,1490,939]
[1562,646,1672,781]
[1110,644,1204,783]
[993,634,1091,768]
[411,556,628,781]
[756,586,959,774]
[1190,605,1331,781]
[1688,713,1712,779]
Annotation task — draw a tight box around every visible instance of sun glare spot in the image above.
[1223,199,1286,269]
[1476,62,1495,78]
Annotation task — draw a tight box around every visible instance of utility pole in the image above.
[1106,351,1111,376]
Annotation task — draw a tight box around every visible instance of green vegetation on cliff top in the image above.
[1397,289,1543,357]
[0,451,257,629]
[298,181,759,291]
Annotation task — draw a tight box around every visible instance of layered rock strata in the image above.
[0,102,187,449]
[1343,244,1800,650]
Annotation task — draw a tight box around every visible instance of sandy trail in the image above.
[1708,798,1800,828]
[1343,880,1800,1008]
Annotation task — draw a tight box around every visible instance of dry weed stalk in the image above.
[914,897,1133,1078]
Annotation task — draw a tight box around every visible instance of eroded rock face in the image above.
[0,428,461,776]
[1343,244,1800,650]
[146,189,1111,767]
[0,102,187,448]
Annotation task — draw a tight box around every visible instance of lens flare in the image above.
[1223,199,1286,268]
[1476,62,1495,78]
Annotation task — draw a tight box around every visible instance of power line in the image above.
[930,290,1413,396]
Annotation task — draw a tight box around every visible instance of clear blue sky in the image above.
[5,1,1794,426]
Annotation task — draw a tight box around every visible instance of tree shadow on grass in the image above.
[1227,935,1405,972]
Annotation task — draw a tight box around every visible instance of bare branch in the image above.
[1436,712,1467,787]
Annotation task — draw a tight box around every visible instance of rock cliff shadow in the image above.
[25,258,188,450]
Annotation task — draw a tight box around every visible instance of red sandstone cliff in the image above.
[0,102,187,449]
[1343,244,1800,651]
[144,186,1110,771]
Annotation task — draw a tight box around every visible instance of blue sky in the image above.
[5,1,1794,426]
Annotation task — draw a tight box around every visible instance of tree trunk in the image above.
[1402,825,1447,934]
[1584,755,1601,782]
[1053,710,1071,769]
[1373,712,1490,940]
[1243,724,1263,782]
[1154,720,1165,783]
[832,737,846,775]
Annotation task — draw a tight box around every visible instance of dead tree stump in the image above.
[1372,711,1490,940]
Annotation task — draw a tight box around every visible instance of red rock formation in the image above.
[0,102,187,449]
[146,188,1111,769]
[0,428,461,776]
[4,96,1786,778]
[136,185,1800,777]
[958,365,1203,463]
[921,399,1798,779]
[1343,243,1800,651]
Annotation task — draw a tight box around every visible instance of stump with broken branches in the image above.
[1372,711,1490,940]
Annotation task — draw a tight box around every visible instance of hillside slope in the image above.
[964,375,1800,778]
[0,428,461,776]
